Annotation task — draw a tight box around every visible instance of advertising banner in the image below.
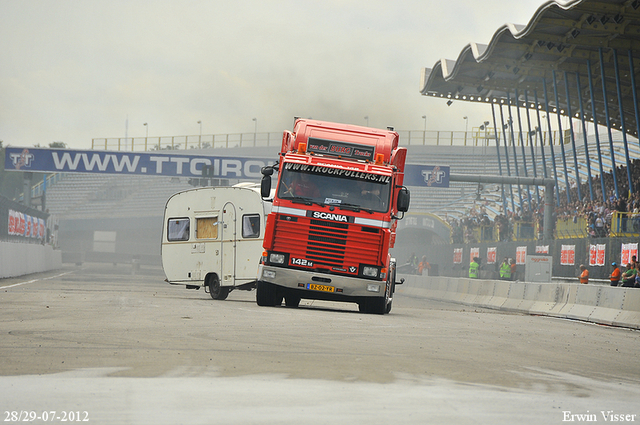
[403,164,450,188]
[486,247,497,264]
[470,247,480,263]
[596,244,606,266]
[535,245,549,254]
[7,209,45,240]
[453,248,463,264]
[561,245,575,266]
[516,246,527,265]
[4,147,269,179]
[620,243,638,265]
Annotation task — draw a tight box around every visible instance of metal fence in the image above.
[91,127,564,151]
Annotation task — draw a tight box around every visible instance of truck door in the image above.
[221,202,237,286]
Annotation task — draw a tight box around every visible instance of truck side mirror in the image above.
[397,187,410,212]
[261,166,273,198]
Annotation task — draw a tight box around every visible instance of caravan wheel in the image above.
[208,275,229,300]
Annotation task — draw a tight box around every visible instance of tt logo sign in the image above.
[10,149,34,170]
[422,166,446,186]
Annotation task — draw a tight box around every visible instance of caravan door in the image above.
[220,201,237,287]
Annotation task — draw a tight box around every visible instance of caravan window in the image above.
[196,216,219,239]
[242,214,260,238]
[167,218,190,241]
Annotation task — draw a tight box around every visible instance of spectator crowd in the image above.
[445,158,640,243]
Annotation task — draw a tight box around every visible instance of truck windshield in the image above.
[277,167,391,213]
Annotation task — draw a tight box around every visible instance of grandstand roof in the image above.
[420,0,640,138]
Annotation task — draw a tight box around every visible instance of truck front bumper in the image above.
[258,265,385,299]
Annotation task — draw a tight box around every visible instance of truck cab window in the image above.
[242,214,261,238]
[277,168,390,213]
[167,218,190,241]
[196,216,219,239]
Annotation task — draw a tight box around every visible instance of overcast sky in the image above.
[0,0,553,149]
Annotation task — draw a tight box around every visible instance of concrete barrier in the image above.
[0,241,62,278]
[502,281,526,312]
[526,283,559,316]
[590,287,627,326]
[613,290,640,328]
[397,274,640,329]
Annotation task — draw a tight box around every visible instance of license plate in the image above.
[307,283,335,293]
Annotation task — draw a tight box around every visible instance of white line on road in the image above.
[1,271,74,289]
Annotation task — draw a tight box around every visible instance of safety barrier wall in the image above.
[398,274,640,329]
[0,241,62,278]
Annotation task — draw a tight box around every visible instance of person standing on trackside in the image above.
[469,257,480,279]
[418,256,430,276]
[499,257,511,280]
[510,258,517,281]
[621,263,637,287]
[609,262,621,286]
[579,264,589,284]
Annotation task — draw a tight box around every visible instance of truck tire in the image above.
[208,275,229,300]
[284,294,301,308]
[358,296,386,315]
[256,281,278,306]
[359,280,392,315]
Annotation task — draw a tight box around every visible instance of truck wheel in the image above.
[359,281,391,315]
[358,297,386,315]
[385,299,393,314]
[208,275,229,300]
[284,294,301,308]
[256,281,278,306]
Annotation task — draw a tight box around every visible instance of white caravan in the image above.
[161,183,269,299]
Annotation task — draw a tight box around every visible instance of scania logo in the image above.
[311,211,348,222]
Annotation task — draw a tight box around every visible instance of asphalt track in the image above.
[1,264,638,424]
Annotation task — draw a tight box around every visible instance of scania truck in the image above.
[257,119,410,314]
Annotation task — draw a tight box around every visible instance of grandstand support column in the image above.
[630,50,640,144]
[540,83,561,206]
[587,59,607,202]
[506,92,524,209]
[499,103,516,212]
[449,174,555,241]
[514,89,532,207]
[523,90,541,205]
[563,71,582,201]
[490,103,507,212]
[22,172,33,207]
[599,47,620,199]
[552,70,571,204]
[575,72,594,201]
[613,48,633,195]
[543,181,554,241]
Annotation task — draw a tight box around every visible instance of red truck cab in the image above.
[257,119,409,314]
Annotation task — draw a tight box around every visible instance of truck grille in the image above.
[273,216,383,269]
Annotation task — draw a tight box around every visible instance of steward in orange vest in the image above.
[579,264,589,284]
[610,262,621,286]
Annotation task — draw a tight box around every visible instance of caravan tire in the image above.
[208,275,229,300]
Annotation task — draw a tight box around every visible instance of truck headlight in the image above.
[362,266,379,277]
[262,269,276,279]
[367,284,381,293]
[269,252,286,264]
